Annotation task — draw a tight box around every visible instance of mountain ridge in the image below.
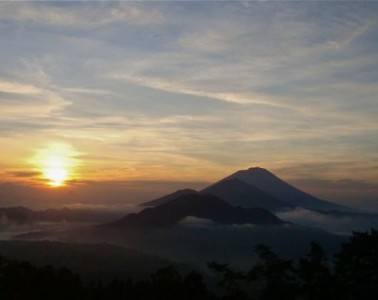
[141,188,197,207]
[108,193,284,228]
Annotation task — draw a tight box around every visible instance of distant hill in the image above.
[0,206,34,224]
[141,189,197,207]
[108,193,284,228]
[0,206,123,225]
[201,178,292,211]
[228,167,349,212]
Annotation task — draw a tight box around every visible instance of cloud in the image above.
[110,72,294,108]
[7,171,41,178]
[277,208,378,235]
[104,2,378,128]
[0,80,41,95]
[178,24,239,54]
[179,216,215,228]
[178,216,257,229]
[275,161,378,180]
[0,2,164,27]
[0,79,70,118]
[294,178,378,191]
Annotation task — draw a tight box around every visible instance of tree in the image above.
[248,245,297,300]
[208,262,247,300]
[297,242,334,300]
[335,229,378,300]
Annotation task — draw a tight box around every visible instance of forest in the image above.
[0,229,377,300]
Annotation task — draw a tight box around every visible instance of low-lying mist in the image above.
[277,208,378,235]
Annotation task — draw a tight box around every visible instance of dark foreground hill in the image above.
[0,240,172,282]
[108,193,284,228]
[0,230,377,300]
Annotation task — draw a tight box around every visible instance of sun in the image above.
[43,156,69,187]
[32,143,78,187]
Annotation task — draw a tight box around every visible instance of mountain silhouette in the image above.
[109,193,284,228]
[228,167,348,212]
[140,167,348,212]
[201,178,293,211]
[141,189,197,207]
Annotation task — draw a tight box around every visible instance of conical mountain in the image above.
[228,167,348,212]
[201,178,292,211]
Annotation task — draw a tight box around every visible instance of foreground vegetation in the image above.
[0,230,377,300]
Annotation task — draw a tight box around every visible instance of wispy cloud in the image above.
[0,79,70,118]
[0,80,41,95]
[110,72,292,108]
[7,170,41,178]
[277,208,378,234]
[0,2,164,27]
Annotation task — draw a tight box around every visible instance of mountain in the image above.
[201,178,292,211]
[109,193,284,228]
[228,167,349,212]
[141,189,197,207]
[140,168,348,213]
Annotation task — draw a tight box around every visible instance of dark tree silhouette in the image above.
[208,262,247,300]
[334,229,378,300]
[297,242,334,300]
[247,245,297,300]
[1,230,378,300]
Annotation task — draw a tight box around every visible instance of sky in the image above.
[0,1,377,210]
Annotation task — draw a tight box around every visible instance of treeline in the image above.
[1,230,378,300]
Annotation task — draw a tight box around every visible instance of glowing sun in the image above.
[43,156,69,187]
[32,143,79,187]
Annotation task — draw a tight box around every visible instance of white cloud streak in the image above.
[0,2,164,27]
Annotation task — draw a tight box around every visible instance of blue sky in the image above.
[0,1,377,209]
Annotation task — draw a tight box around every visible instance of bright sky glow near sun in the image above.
[31,143,79,187]
[0,1,377,209]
